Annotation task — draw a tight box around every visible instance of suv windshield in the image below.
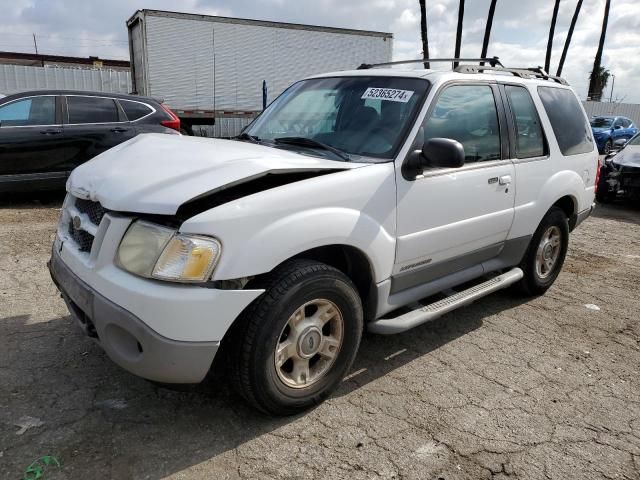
[244,76,430,161]
[591,117,613,128]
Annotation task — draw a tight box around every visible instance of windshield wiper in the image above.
[235,132,261,143]
[274,136,350,161]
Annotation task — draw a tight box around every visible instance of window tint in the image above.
[67,96,119,124]
[613,118,622,128]
[422,85,501,163]
[0,96,55,127]
[505,86,545,158]
[622,118,631,128]
[120,100,153,121]
[538,87,593,156]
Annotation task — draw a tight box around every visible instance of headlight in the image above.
[116,221,221,283]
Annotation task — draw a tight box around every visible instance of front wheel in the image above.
[226,259,363,415]
[603,139,612,155]
[515,207,569,296]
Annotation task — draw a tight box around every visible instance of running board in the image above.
[368,268,523,335]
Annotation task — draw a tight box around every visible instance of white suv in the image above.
[49,60,597,414]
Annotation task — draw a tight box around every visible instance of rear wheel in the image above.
[226,259,363,415]
[515,207,569,296]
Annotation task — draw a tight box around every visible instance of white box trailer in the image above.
[126,9,393,136]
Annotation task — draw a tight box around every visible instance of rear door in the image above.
[62,95,135,169]
[0,95,67,178]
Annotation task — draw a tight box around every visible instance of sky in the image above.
[1,0,638,102]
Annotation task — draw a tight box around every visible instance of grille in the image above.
[68,222,94,252]
[74,198,107,226]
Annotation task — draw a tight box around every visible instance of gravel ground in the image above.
[1,193,639,480]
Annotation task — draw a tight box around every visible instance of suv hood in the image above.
[67,133,363,215]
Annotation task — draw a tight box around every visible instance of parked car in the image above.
[0,90,181,192]
[590,115,638,154]
[597,132,640,202]
[49,61,597,415]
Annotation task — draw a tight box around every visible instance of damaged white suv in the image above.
[50,60,597,415]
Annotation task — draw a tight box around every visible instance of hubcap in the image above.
[535,226,562,279]
[274,299,344,389]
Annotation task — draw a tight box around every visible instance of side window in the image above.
[120,100,153,121]
[422,85,501,163]
[67,96,119,124]
[537,87,593,156]
[0,96,56,127]
[505,86,546,158]
[622,118,631,128]
[613,118,622,128]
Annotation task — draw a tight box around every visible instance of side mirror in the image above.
[614,125,622,130]
[422,138,465,169]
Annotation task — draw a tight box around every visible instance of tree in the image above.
[480,0,498,65]
[556,0,583,76]
[419,0,430,68]
[588,0,611,100]
[588,66,611,102]
[545,0,561,73]
[453,0,465,67]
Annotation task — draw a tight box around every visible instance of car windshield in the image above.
[243,76,430,161]
[591,117,613,128]
[628,134,640,146]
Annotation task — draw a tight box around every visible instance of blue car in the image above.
[590,116,638,154]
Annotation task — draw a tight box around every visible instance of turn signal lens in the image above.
[152,235,221,282]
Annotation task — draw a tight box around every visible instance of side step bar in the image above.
[368,268,524,335]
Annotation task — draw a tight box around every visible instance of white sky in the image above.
[1,0,637,102]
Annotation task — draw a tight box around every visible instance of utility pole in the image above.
[609,74,615,103]
[32,33,38,54]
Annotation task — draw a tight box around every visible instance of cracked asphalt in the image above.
[1,193,639,480]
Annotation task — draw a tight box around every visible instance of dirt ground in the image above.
[0,193,639,480]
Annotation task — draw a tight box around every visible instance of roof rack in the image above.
[357,57,569,85]
[454,64,568,85]
[357,57,503,70]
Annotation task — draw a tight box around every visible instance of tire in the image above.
[515,207,569,296]
[603,139,612,155]
[225,259,363,415]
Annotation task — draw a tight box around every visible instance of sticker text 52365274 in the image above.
[361,87,414,103]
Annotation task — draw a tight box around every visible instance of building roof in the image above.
[0,51,129,68]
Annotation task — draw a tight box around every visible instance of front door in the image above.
[0,95,68,179]
[394,83,515,290]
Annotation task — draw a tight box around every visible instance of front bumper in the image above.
[49,248,218,383]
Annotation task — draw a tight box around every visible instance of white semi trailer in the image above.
[127,9,393,136]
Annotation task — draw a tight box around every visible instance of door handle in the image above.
[110,127,129,133]
[40,128,62,135]
[498,175,512,185]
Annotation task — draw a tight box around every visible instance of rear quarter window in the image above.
[537,87,593,156]
[120,100,153,121]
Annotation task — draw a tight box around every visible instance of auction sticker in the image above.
[361,87,414,103]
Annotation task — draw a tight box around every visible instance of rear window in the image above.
[67,96,119,124]
[537,87,593,156]
[120,100,153,121]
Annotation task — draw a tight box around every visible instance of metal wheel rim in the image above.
[604,141,611,154]
[274,299,344,389]
[535,226,562,279]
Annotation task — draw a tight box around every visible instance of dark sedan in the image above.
[597,132,640,203]
[0,90,181,192]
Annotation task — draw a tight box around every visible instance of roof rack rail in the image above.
[454,64,569,85]
[357,57,503,70]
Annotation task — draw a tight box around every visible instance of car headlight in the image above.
[116,221,221,283]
